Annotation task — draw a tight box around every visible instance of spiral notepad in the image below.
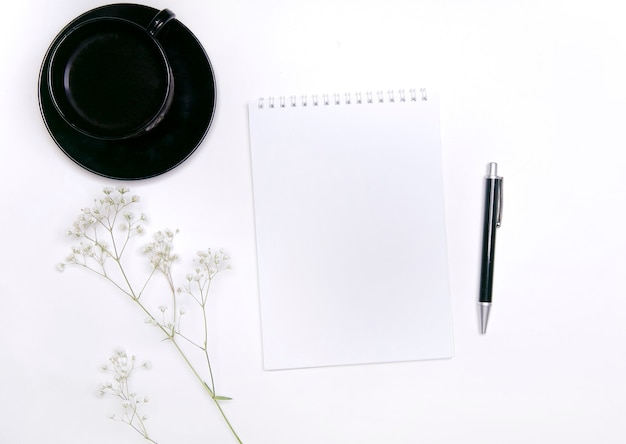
[248,89,454,370]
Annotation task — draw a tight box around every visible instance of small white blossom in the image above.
[98,349,153,438]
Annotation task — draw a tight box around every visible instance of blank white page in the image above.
[248,91,454,370]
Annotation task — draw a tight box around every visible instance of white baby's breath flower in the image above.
[99,348,153,437]
[61,187,240,442]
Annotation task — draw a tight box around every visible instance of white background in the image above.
[1,1,625,443]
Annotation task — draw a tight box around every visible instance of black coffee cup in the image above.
[47,9,176,140]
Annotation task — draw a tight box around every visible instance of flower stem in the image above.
[168,336,242,443]
[122,274,241,443]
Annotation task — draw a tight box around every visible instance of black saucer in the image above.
[39,4,216,180]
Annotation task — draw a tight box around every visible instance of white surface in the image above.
[249,95,453,369]
[1,0,626,443]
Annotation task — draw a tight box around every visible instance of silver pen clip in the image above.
[496,178,503,228]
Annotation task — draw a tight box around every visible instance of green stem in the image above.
[195,277,216,394]
[120,290,243,442]
[201,298,216,394]
[119,276,241,443]
[167,337,242,443]
[166,272,177,335]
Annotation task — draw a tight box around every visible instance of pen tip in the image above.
[479,303,491,334]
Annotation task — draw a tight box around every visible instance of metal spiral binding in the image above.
[257,88,427,108]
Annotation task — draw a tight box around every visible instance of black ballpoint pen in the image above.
[479,162,503,334]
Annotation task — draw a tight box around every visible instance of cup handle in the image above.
[147,9,176,37]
